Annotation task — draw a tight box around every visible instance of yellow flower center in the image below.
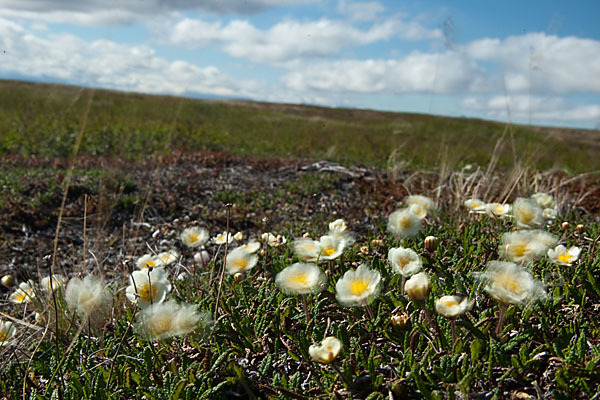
[397,256,410,270]
[233,258,248,270]
[401,217,411,229]
[322,248,335,257]
[557,252,571,264]
[471,202,480,208]
[14,292,27,302]
[442,299,458,307]
[291,272,308,286]
[494,205,504,213]
[513,244,527,257]
[189,233,199,243]
[349,279,369,296]
[0,331,9,342]
[143,259,156,269]
[139,283,159,303]
[520,210,532,223]
[497,273,523,295]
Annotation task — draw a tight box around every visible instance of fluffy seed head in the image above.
[480,261,547,306]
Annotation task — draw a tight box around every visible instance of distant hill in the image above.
[1,79,599,172]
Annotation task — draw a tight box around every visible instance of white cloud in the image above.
[465,33,600,94]
[161,15,442,64]
[461,95,600,123]
[283,51,483,94]
[0,0,313,25]
[337,0,384,22]
[0,18,259,97]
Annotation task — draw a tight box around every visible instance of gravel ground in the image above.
[1,151,598,286]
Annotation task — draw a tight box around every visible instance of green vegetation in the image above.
[1,80,600,172]
[0,79,599,398]
[1,203,599,398]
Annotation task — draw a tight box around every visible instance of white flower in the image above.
[136,301,208,341]
[500,230,555,262]
[481,261,546,305]
[309,337,342,364]
[318,235,346,261]
[213,231,233,245]
[547,245,581,266]
[531,230,558,249]
[485,203,511,218]
[275,263,325,295]
[335,264,381,307]
[9,281,35,304]
[328,219,347,235]
[408,203,428,219]
[387,208,423,238]
[156,250,179,266]
[181,227,209,248]
[233,231,244,241]
[531,192,555,210]
[136,254,161,270]
[404,272,430,301]
[388,247,422,277]
[465,199,486,213]
[542,208,557,220]
[126,268,172,308]
[261,232,287,247]
[225,247,258,274]
[40,275,65,293]
[512,198,544,228]
[0,321,16,346]
[328,219,356,245]
[293,238,322,262]
[435,296,473,318]
[405,195,436,213]
[65,275,112,328]
[236,241,261,254]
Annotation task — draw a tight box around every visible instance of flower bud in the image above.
[561,222,569,231]
[359,246,369,255]
[576,224,585,234]
[390,312,410,329]
[1,275,14,288]
[424,236,438,252]
[194,250,211,266]
[233,272,244,283]
[404,272,430,301]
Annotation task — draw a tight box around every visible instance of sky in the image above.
[1,1,599,129]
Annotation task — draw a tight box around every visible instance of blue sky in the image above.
[1,0,599,129]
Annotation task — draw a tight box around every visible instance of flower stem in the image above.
[450,319,457,347]
[301,294,310,325]
[496,303,508,337]
[329,362,350,388]
[419,300,438,336]
[401,275,406,296]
